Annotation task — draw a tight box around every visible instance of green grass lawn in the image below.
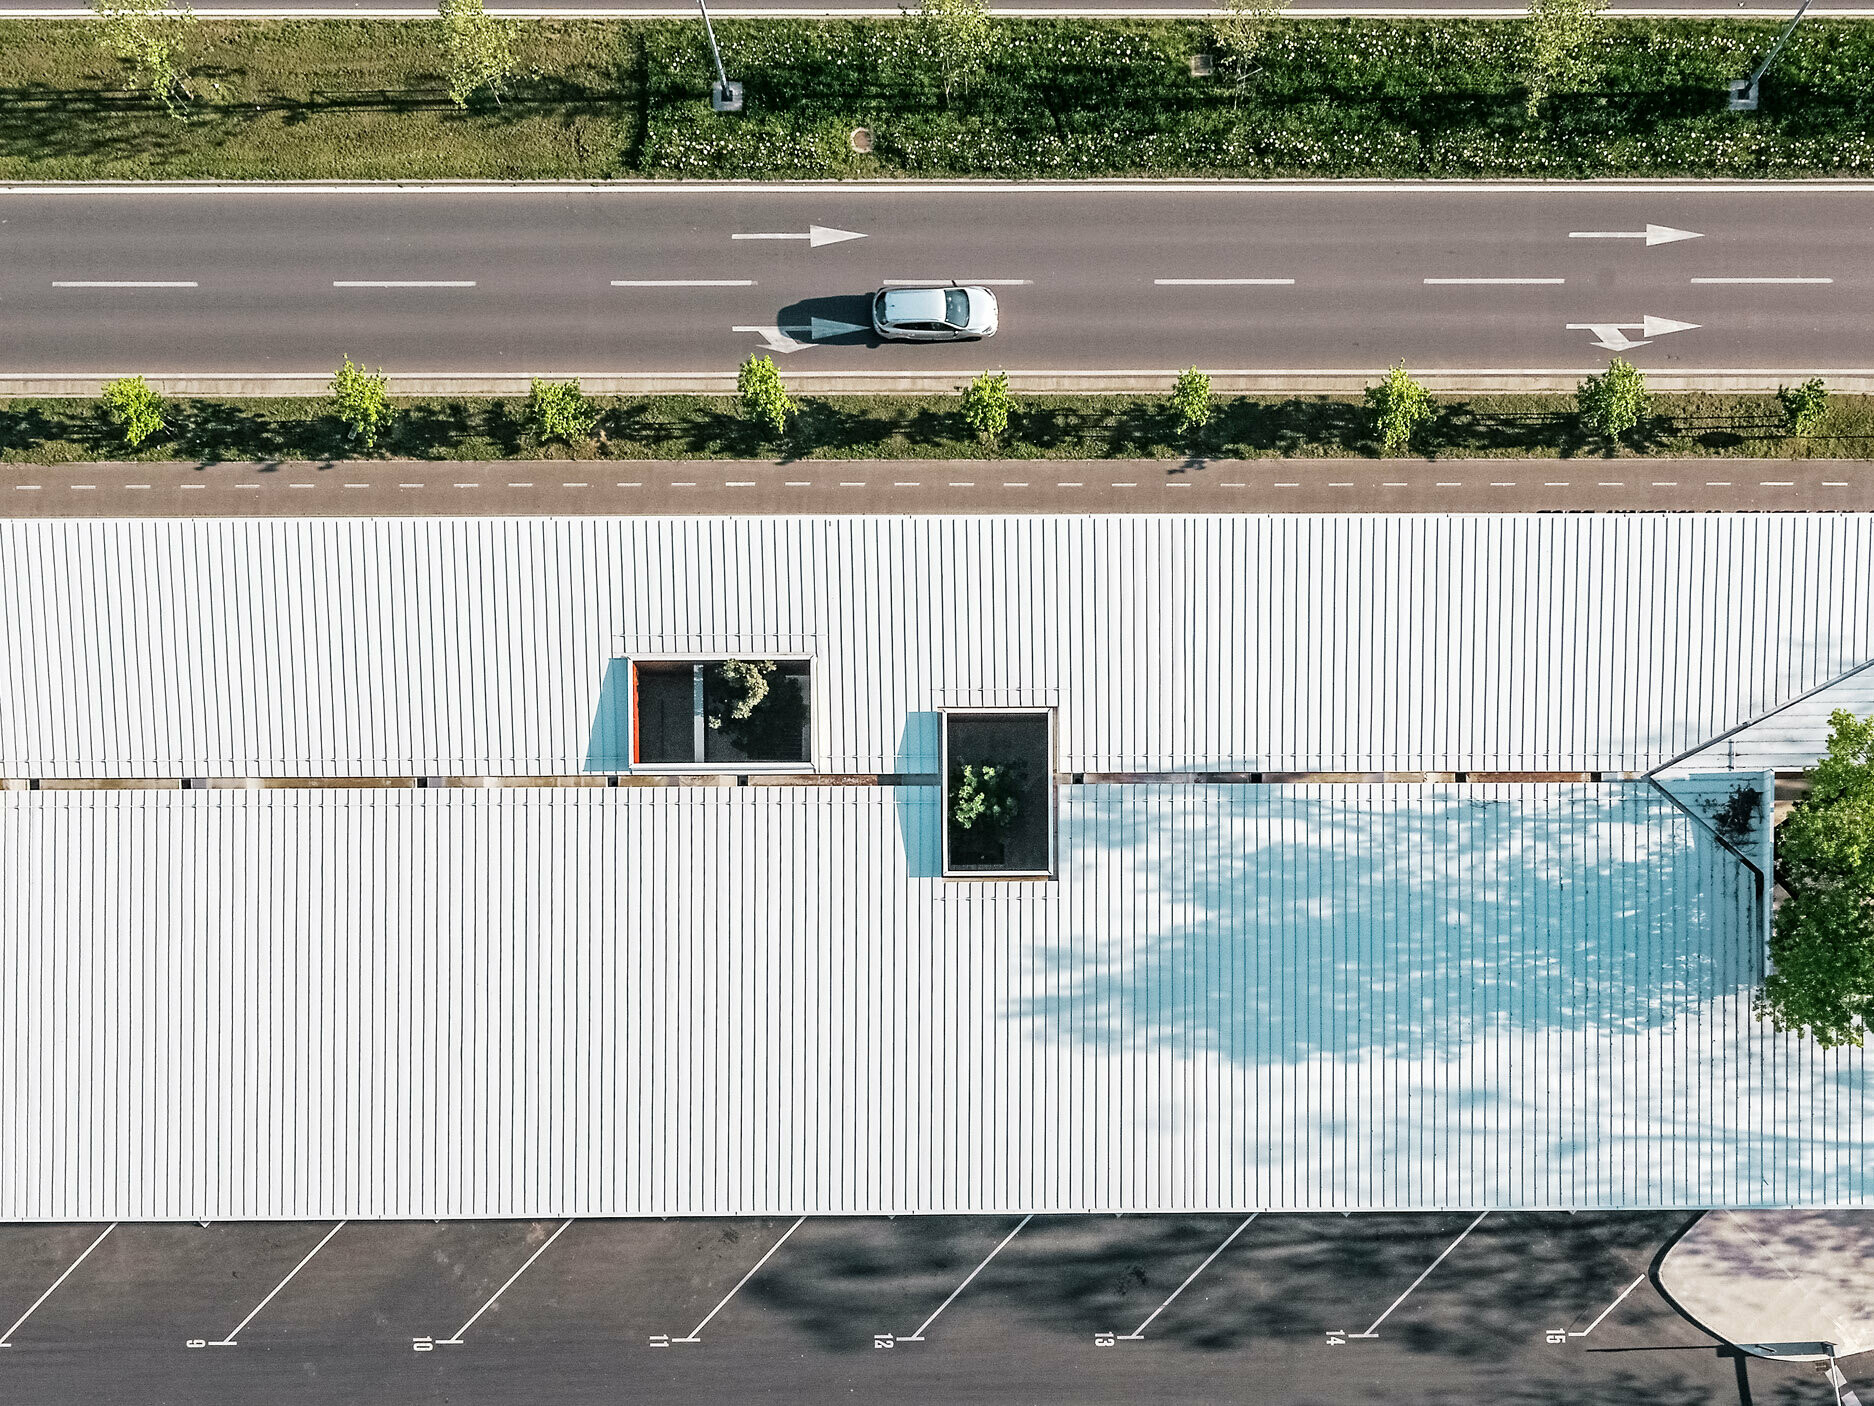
[5,391,1871,463]
[2,17,1872,179]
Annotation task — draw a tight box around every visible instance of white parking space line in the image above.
[1112,1214,1258,1343]
[200,1221,346,1347]
[1154,278,1294,286]
[1566,1273,1646,1339]
[1423,278,1564,285]
[663,1216,806,1346]
[0,1224,118,1347]
[1344,1211,1488,1341]
[53,280,197,288]
[894,1214,1032,1346]
[333,280,476,288]
[434,1219,573,1348]
[1689,276,1832,284]
[612,279,756,287]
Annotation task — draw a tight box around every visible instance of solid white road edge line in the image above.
[1423,277,1565,284]
[52,280,199,287]
[1155,278,1295,285]
[1688,276,1834,284]
[11,180,1874,194]
[611,279,756,286]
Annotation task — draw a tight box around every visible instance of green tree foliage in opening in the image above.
[92,0,197,118]
[438,0,520,108]
[1364,362,1434,455]
[1777,377,1830,436]
[331,355,391,448]
[1212,0,1290,104]
[906,0,994,106]
[527,377,599,445]
[961,370,1013,444]
[98,375,168,448]
[1757,709,1874,1048]
[1524,0,1602,116]
[705,659,774,727]
[737,355,797,440]
[952,760,1023,831]
[705,660,807,759]
[1170,366,1214,438]
[1577,357,1649,444]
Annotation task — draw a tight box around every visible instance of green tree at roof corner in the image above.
[1757,708,1874,1048]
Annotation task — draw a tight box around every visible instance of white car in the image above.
[871,284,999,342]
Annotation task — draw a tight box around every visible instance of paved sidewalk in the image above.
[2,457,1867,517]
[1660,1210,1874,1369]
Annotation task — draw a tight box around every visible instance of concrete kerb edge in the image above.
[10,373,1874,397]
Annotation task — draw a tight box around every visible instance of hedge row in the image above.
[4,391,1869,463]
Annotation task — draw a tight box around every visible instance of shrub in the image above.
[1170,367,1213,437]
[737,355,797,440]
[439,0,519,108]
[98,375,167,448]
[527,378,599,445]
[1577,358,1649,444]
[92,0,196,118]
[331,355,391,448]
[1364,362,1433,454]
[908,0,994,106]
[960,371,1014,444]
[1777,377,1830,436]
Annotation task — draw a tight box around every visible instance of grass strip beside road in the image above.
[4,392,1871,463]
[3,18,1874,180]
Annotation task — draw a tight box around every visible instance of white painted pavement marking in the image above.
[1490,480,1517,486]
[1424,278,1565,285]
[454,482,480,487]
[1652,480,1678,486]
[896,1215,1032,1345]
[1223,482,1247,488]
[1569,1274,1646,1338]
[1165,482,1191,488]
[617,480,643,487]
[1057,480,1083,487]
[437,1219,574,1346]
[1546,481,1571,486]
[881,278,1032,286]
[894,481,920,487]
[668,1216,806,1345]
[1707,480,1733,485]
[1154,278,1294,286]
[1,1224,118,1347]
[398,483,423,489]
[561,481,588,487]
[1003,481,1029,488]
[1825,1362,1863,1406]
[1762,480,1796,486]
[1114,1215,1259,1342]
[1689,276,1833,284]
[1824,480,1850,486]
[12,484,41,491]
[949,481,975,487]
[839,481,866,488]
[333,280,476,288]
[342,483,369,489]
[1599,481,1626,487]
[126,484,150,490]
[1344,1211,1488,1340]
[179,483,206,489]
[1435,481,1462,486]
[507,481,533,487]
[1112,481,1137,488]
[1273,481,1298,488]
[233,483,260,490]
[732,225,865,248]
[53,280,198,288]
[1327,481,1353,487]
[733,324,815,355]
[288,482,315,488]
[612,279,756,286]
[672,481,698,487]
[726,480,757,487]
[70,484,95,490]
[1382,481,1409,487]
[1564,313,1699,352]
[783,481,811,487]
[1568,224,1703,246]
[204,1221,346,1347]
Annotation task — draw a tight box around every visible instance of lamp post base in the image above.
[710,81,744,112]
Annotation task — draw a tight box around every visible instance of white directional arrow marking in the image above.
[731,226,867,248]
[1567,224,1703,247]
[1563,314,1701,352]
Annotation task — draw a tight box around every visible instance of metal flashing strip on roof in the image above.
[4,515,1874,780]
[4,780,1867,1221]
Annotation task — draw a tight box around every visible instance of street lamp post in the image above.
[1728,0,1811,111]
[698,0,744,112]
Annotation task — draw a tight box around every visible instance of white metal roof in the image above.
[5,780,1866,1221]
[3,515,1872,779]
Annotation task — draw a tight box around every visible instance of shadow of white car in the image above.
[871,284,999,342]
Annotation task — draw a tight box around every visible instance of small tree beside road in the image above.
[1170,367,1214,439]
[99,376,167,447]
[1364,362,1434,455]
[908,0,994,107]
[439,0,519,108]
[331,355,391,448]
[1577,358,1649,445]
[93,0,197,118]
[960,371,1014,445]
[527,378,599,446]
[1756,709,1874,1049]
[1213,0,1290,103]
[1523,0,1602,116]
[737,355,796,440]
[1777,377,1830,436]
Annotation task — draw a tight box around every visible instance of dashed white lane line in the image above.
[333,280,476,288]
[894,481,920,487]
[1689,276,1833,284]
[1165,482,1191,488]
[1546,481,1571,487]
[1154,278,1294,286]
[1761,480,1795,486]
[1273,482,1298,488]
[398,483,423,489]
[1057,481,1083,487]
[13,484,42,491]
[672,481,698,487]
[1222,483,1247,488]
[1823,480,1850,486]
[1652,481,1678,486]
[1382,481,1408,488]
[234,484,260,490]
[1490,481,1516,486]
[53,280,197,288]
[1435,481,1462,487]
[454,482,480,488]
[1328,481,1354,487]
[1707,481,1732,486]
[507,481,534,487]
[562,481,589,487]
[1598,481,1626,487]
[617,481,643,487]
[1423,277,1565,285]
[612,279,756,287]
[783,481,811,487]
[949,481,975,487]
[343,483,369,489]
[288,482,315,489]
[70,484,96,490]
[1003,481,1029,488]
[179,483,206,490]
[839,481,866,488]
[726,480,757,487]
[1112,481,1137,488]
[126,484,150,490]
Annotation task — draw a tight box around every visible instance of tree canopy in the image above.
[1757,709,1874,1048]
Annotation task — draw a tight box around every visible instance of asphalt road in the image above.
[2,1211,1867,1406]
[2,457,1867,515]
[0,182,1868,385]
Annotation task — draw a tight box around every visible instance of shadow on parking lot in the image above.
[771,295,879,349]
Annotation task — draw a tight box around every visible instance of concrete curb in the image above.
[9,372,1874,396]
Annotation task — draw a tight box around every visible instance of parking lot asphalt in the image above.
[2,1211,1869,1406]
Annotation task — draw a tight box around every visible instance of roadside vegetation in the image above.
[5,387,1872,463]
[3,16,1873,179]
